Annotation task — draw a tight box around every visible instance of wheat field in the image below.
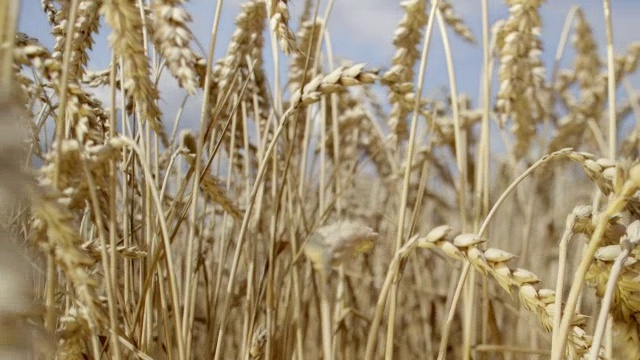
[2,0,640,359]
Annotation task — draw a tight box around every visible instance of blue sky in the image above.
[17,0,640,139]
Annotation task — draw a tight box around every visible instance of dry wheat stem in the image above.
[216,63,377,355]
[364,236,422,360]
[0,1,19,88]
[603,0,616,159]
[191,3,226,357]
[476,0,492,227]
[117,136,186,359]
[54,0,81,187]
[388,0,442,357]
[551,211,575,347]
[434,6,467,227]
[80,154,122,360]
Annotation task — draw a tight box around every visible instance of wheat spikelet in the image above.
[586,221,640,357]
[30,185,107,328]
[554,163,640,356]
[208,0,266,129]
[290,63,378,108]
[568,153,640,216]
[288,19,323,95]
[266,0,297,54]
[39,139,122,216]
[430,96,481,149]
[549,11,601,152]
[82,68,112,87]
[206,0,266,171]
[52,0,102,80]
[42,0,58,25]
[214,0,266,95]
[55,308,90,360]
[438,1,475,43]
[236,1,270,141]
[495,0,548,158]
[38,139,122,245]
[613,321,640,360]
[15,36,109,147]
[613,43,640,79]
[621,127,640,158]
[359,121,394,179]
[83,243,147,259]
[383,0,428,145]
[152,0,200,94]
[552,42,640,152]
[416,226,592,358]
[328,91,399,185]
[101,0,168,145]
[249,324,267,358]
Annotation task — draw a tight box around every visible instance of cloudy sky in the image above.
[16,1,640,133]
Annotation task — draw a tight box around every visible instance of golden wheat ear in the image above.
[267,0,298,54]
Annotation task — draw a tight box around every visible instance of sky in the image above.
[16,0,640,141]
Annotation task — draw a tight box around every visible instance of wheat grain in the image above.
[290,63,378,108]
[266,0,297,54]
